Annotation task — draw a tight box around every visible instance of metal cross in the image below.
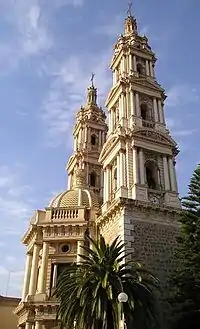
[90,72,95,86]
[127,1,132,16]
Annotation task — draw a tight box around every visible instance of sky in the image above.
[0,0,199,297]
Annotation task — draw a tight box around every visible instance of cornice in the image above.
[97,197,182,227]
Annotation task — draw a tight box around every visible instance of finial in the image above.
[90,72,95,87]
[127,1,132,17]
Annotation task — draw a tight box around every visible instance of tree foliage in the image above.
[169,164,200,328]
[55,235,160,329]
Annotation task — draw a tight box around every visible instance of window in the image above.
[61,244,70,253]
[89,172,96,187]
[137,63,143,75]
[145,161,158,190]
[91,134,96,146]
[140,103,148,120]
[114,168,117,190]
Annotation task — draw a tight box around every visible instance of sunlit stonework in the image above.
[14,9,181,329]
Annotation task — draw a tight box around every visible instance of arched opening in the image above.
[89,172,96,187]
[140,103,148,120]
[114,167,117,190]
[145,161,158,190]
[91,134,97,146]
[137,63,143,75]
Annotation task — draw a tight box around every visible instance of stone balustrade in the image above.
[51,208,79,220]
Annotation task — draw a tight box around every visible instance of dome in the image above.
[48,168,99,209]
[49,188,99,208]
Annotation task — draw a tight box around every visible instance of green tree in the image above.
[55,235,160,329]
[169,164,200,328]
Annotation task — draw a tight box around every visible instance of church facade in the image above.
[14,9,181,329]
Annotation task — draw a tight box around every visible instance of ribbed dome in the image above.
[49,188,99,208]
[49,168,99,209]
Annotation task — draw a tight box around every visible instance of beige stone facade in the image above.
[15,9,181,329]
[0,295,20,329]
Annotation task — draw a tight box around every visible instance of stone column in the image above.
[130,90,136,116]
[84,126,87,143]
[153,98,159,122]
[121,55,126,73]
[52,264,57,289]
[103,169,107,203]
[135,93,140,116]
[173,160,178,191]
[67,174,72,190]
[133,148,139,184]
[28,244,40,296]
[106,167,111,201]
[117,154,120,189]
[126,143,130,189]
[129,54,133,72]
[119,151,125,187]
[113,71,117,85]
[77,241,84,264]
[145,60,150,76]
[22,253,32,301]
[158,100,164,124]
[35,321,42,329]
[37,242,49,294]
[25,322,32,329]
[168,157,177,192]
[133,55,137,71]
[99,130,102,146]
[163,156,170,190]
[120,94,126,118]
[88,127,91,145]
[102,132,105,145]
[149,61,154,77]
[139,149,145,184]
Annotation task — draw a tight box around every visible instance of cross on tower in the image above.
[90,73,95,87]
[127,1,132,17]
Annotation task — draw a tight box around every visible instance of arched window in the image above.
[91,134,96,146]
[89,172,96,187]
[137,63,143,75]
[140,103,148,120]
[114,167,117,190]
[145,161,158,190]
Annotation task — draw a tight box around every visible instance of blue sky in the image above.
[0,0,199,297]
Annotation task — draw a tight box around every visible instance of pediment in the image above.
[131,77,165,93]
[99,134,118,162]
[132,128,177,147]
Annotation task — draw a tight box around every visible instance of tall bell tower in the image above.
[98,8,181,292]
[67,77,107,201]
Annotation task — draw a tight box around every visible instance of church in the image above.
[14,7,182,329]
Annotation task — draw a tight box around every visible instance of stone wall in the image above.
[123,205,180,288]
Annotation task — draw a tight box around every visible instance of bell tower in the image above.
[98,6,181,296]
[67,76,107,200]
[99,8,180,210]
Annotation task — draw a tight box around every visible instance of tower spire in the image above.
[86,73,97,106]
[127,1,132,17]
[124,1,137,36]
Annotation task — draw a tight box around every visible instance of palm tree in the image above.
[55,235,160,329]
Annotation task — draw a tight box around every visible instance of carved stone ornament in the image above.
[132,129,176,146]
[140,94,153,107]
[148,193,160,205]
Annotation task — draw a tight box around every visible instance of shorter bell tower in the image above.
[67,77,107,201]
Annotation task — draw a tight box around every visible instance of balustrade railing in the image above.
[51,208,78,220]
[142,119,155,128]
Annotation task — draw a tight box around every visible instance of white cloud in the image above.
[0,164,35,236]
[41,49,111,146]
[166,84,199,108]
[95,14,123,37]
[0,265,24,297]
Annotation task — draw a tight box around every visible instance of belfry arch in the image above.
[145,160,160,190]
